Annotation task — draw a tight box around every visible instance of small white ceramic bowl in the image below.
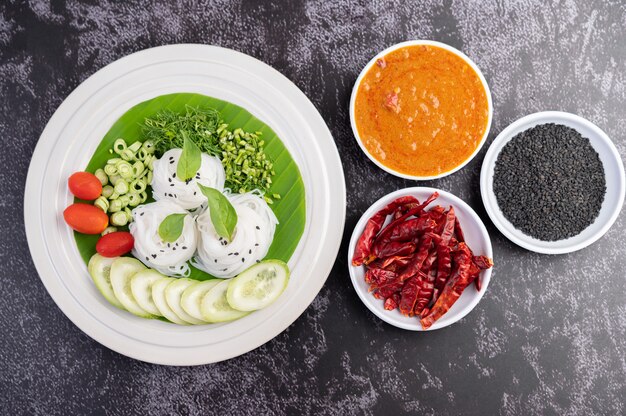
[480,111,625,254]
[348,187,493,331]
[349,40,493,180]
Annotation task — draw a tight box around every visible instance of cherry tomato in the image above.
[68,172,102,200]
[63,203,109,234]
[96,231,134,257]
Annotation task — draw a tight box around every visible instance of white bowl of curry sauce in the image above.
[350,40,493,180]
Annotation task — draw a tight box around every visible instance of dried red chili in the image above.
[352,195,419,266]
[373,241,416,259]
[413,242,439,315]
[386,216,435,243]
[398,234,433,282]
[384,292,401,311]
[399,276,421,315]
[373,192,439,249]
[420,243,473,329]
[353,192,493,329]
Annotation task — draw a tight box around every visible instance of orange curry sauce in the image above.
[354,45,489,177]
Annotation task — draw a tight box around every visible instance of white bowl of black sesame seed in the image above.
[480,111,625,254]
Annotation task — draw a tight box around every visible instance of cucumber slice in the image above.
[151,277,188,325]
[130,269,165,316]
[88,254,124,310]
[201,280,249,323]
[109,257,153,318]
[165,279,206,325]
[226,260,290,311]
[181,280,220,322]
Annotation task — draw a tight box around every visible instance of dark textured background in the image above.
[2,1,625,415]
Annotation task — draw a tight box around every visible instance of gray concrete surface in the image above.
[1,0,624,414]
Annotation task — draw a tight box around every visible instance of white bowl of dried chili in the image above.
[349,40,493,180]
[348,187,493,331]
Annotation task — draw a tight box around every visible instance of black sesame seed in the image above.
[234,252,239,256]
[151,254,157,259]
[256,226,260,230]
[214,259,218,263]
[182,246,187,249]
[242,258,245,262]
[254,243,259,247]
[249,249,252,254]
[145,256,149,261]
[170,183,174,187]
[493,123,606,241]
[168,178,172,182]
[140,212,144,216]
[193,191,197,196]
[256,260,260,263]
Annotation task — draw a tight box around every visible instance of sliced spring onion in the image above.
[94,168,108,186]
[130,179,146,193]
[116,161,133,179]
[119,195,130,208]
[128,141,142,153]
[113,139,127,154]
[132,161,144,177]
[121,148,135,161]
[142,140,155,153]
[102,185,114,198]
[109,199,123,213]
[101,226,117,236]
[109,174,122,186]
[136,147,148,161]
[114,180,129,195]
[128,192,141,207]
[94,196,109,212]
[111,211,128,226]
[104,164,117,176]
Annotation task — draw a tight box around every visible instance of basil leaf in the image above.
[158,213,187,243]
[176,132,202,181]
[197,184,238,241]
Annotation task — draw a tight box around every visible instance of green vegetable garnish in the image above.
[197,184,238,241]
[158,213,187,242]
[143,106,222,156]
[218,127,276,203]
[143,106,278,201]
[176,133,202,181]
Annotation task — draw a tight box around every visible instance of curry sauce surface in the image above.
[354,45,489,176]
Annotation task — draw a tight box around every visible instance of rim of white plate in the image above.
[347,187,493,331]
[480,111,625,254]
[349,40,493,180]
[24,44,346,366]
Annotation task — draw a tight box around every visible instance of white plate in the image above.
[347,187,493,331]
[349,40,493,180]
[24,44,346,365]
[480,111,625,254]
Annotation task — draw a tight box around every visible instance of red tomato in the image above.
[96,232,134,258]
[68,172,102,200]
[63,203,109,234]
